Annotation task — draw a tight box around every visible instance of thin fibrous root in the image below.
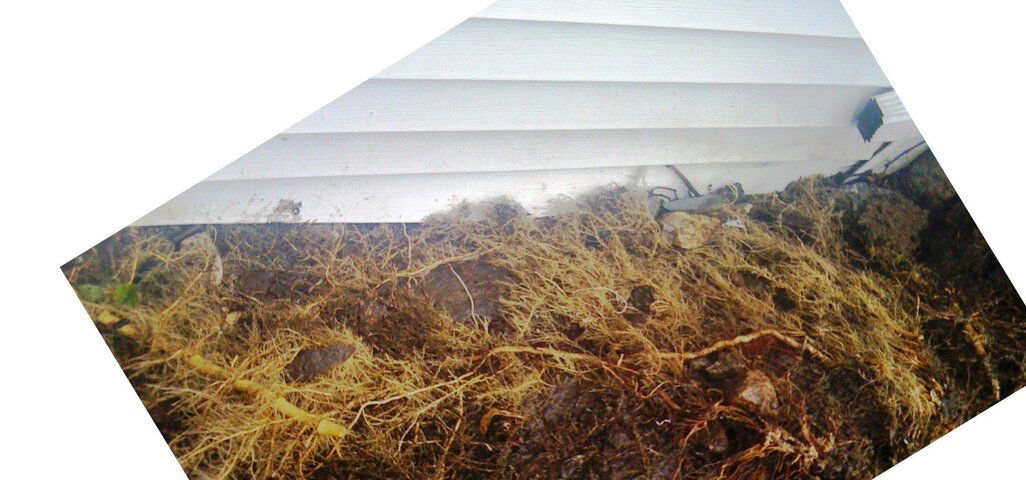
[485,329,826,370]
[657,329,829,364]
[348,373,475,432]
[483,345,606,367]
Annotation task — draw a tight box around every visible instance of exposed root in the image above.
[656,328,829,364]
[186,353,348,437]
[483,345,606,367]
[65,158,1025,479]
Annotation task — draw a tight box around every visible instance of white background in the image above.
[0,1,1023,477]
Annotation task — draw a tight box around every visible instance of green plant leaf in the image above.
[75,283,105,303]
[113,283,140,306]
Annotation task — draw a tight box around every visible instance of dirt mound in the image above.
[846,187,928,267]
[889,151,958,210]
[63,151,1024,479]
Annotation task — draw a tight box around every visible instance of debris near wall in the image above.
[63,151,1024,479]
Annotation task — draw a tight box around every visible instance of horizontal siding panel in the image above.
[288,80,883,133]
[376,19,886,85]
[138,159,855,225]
[477,0,860,38]
[133,1,907,226]
[212,127,879,181]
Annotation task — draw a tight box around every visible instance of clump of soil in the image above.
[846,187,928,266]
[420,259,517,332]
[751,177,928,267]
[63,150,1024,479]
[285,343,357,383]
[891,151,958,210]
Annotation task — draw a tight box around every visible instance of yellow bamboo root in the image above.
[317,419,349,437]
[185,353,347,437]
[74,179,971,477]
[96,311,120,326]
[271,397,318,424]
[232,379,264,395]
[117,324,141,338]
[188,353,229,378]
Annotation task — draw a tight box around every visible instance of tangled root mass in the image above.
[64,152,1025,479]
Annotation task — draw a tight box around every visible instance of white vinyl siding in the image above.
[286,81,884,134]
[136,0,922,226]
[475,0,860,38]
[376,19,885,85]
[208,128,875,181]
[144,159,857,225]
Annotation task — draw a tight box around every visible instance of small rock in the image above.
[284,344,356,383]
[628,285,656,312]
[658,211,721,249]
[542,383,580,425]
[736,370,779,414]
[646,194,664,219]
[733,203,754,216]
[695,420,729,454]
[237,268,295,299]
[360,300,389,323]
[610,430,632,449]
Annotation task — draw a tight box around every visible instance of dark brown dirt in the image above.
[342,290,447,358]
[625,284,657,325]
[891,151,958,210]
[236,267,313,299]
[846,189,928,266]
[421,259,517,331]
[885,153,1026,404]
